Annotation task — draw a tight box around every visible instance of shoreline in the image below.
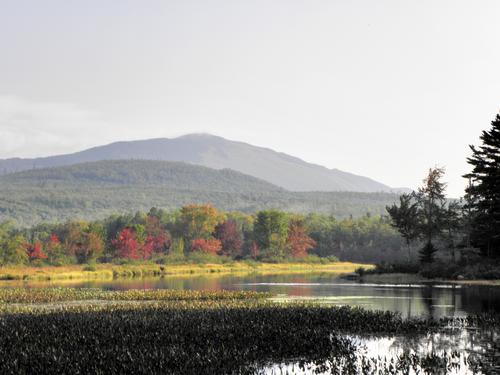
[0,261,374,282]
[360,272,500,287]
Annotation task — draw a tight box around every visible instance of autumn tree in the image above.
[112,228,140,260]
[78,232,104,263]
[190,238,222,255]
[45,233,67,265]
[464,113,500,257]
[144,215,172,255]
[60,222,88,260]
[178,204,224,247]
[286,220,317,258]
[60,222,104,263]
[214,220,242,256]
[26,240,47,263]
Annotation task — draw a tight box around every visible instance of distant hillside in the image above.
[0,160,400,227]
[0,160,283,193]
[0,134,398,193]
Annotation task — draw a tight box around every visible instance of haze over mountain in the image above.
[0,134,402,193]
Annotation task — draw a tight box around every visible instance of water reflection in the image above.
[3,274,500,318]
[260,328,500,374]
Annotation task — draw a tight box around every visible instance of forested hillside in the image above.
[0,134,398,192]
[0,160,400,227]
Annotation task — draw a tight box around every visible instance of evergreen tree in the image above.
[415,167,447,263]
[464,113,500,257]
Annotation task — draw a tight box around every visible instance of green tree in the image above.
[170,237,185,259]
[178,204,224,246]
[386,194,420,263]
[441,201,463,262]
[253,210,289,259]
[0,222,27,265]
[464,113,500,257]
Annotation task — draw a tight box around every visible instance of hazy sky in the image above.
[1,0,500,197]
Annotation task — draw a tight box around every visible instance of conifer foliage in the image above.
[465,113,500,257]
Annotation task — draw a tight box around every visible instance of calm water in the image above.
[3,273,500,373]
[6,273,500,318]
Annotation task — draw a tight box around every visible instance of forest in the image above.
[0,160,400,227]
[0,204,404,267]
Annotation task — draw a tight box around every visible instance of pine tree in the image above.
[416,167,448,263]
[464,113,500,257]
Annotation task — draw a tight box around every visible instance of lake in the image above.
[2,273,500,373]
[5,273,500,318]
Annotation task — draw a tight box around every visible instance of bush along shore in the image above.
[0,288,499,374]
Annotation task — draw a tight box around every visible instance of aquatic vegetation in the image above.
[0,288,499,374]
[0,287,272,304]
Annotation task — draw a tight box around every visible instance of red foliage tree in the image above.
[26,240,48,262]
[191,238,222,255]
[286,220,317,258]
[48,234,60,247]
[112,228,140,260]
[142,215,171,259]
[141,237,155,260]
[214,220,242,256]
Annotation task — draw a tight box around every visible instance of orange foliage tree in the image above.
[286,220,317,258]
[25,240,47,262]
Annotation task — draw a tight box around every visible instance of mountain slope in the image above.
[0,160,400,226]
[0,160,283,193]
[0,134,394,192]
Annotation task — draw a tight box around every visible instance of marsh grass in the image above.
[0,261,374,282]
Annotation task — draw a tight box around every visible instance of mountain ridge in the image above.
[0,134,401,193]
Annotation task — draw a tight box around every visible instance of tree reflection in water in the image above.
[258,328,500,374]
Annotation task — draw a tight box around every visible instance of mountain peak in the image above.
[0,135,399,193]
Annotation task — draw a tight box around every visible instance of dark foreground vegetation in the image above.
[0,288,499,374]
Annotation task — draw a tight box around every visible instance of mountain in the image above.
[0,160,400,226]
[0,134,396,192]
[0,160,283,193]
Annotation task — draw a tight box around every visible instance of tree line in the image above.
[0,204,404,266]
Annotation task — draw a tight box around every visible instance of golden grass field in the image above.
[0,261,374,282]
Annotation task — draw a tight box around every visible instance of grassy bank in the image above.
[0,261,373,282]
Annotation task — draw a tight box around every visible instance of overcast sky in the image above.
[1,0,499,197]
